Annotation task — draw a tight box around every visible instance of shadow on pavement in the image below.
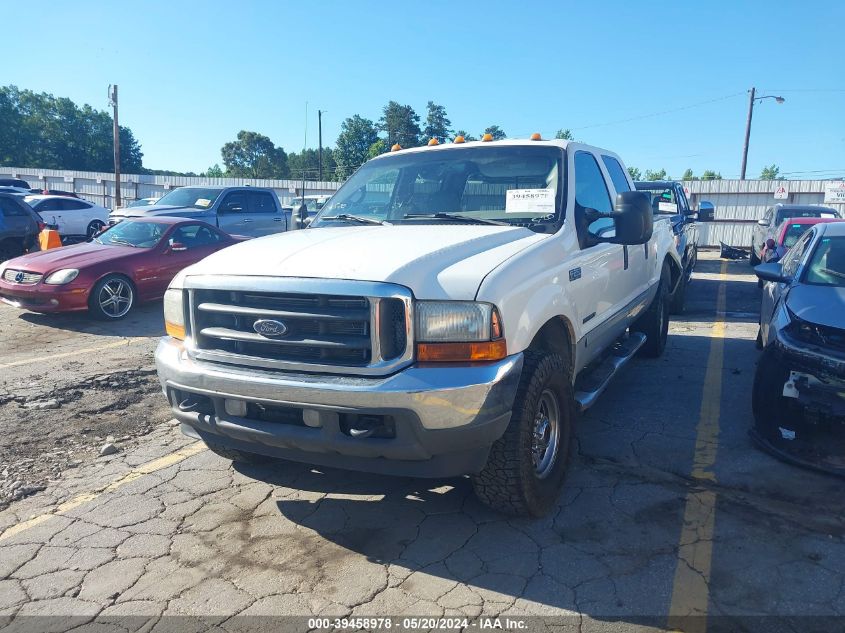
[17,301,164,338]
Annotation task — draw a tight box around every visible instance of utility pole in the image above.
[108,85,121,207]
[318,109,323,182]
[740,87,755,181]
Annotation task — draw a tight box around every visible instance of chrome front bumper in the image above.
[155,337,524,476]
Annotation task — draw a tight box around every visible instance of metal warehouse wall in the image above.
[3,166,843,247]
[684,179,845,247]
[0,167,340,210]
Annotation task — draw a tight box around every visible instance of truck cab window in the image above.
[601,155,631,194]
[574,152,614,246]
[220,192,247,213]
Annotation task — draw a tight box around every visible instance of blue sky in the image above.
[2,0,843,179]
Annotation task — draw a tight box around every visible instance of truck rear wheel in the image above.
[471,350,575,517]
[633,263,670,357]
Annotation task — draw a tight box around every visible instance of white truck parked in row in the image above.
[155,138,681,516]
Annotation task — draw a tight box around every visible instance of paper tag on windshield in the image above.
[505,188,555,214]
[195,198,211,208]
[658,201,678,213]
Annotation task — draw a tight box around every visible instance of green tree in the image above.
[204,164,224,178]
[681,168,695,180]
[423,102,452,144]
[483,125,506,140]
[627,166,642,181]
[701,170,722,181]
[645,168,667,181]
[220,130,289,179]
[379,101,422,148]
[368,139,387,159]
[455,130,477,141]
[335,115,379,180]
[0,85,143,172]
[554,128,574,140]
[760,164,781,180]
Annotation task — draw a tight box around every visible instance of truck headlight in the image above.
[415,301,506,362]
[44,269,80,285]
[163,288,186,340]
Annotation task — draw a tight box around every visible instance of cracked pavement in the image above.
[1,252,844,631]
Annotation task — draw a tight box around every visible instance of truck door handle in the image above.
[242,219,253,223]
[273,217,282,221]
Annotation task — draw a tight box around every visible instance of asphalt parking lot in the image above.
[1,251,844,631]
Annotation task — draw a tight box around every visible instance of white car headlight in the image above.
[44,269,80,285]
[163,288,185,339]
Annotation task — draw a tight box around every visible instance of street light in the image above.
[740,87,786,180]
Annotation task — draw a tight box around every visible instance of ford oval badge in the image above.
[253,319,288,338]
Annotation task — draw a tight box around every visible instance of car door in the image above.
[59,199,95,235]
[147,224,227,298]
[248,191,286,235]
[0,197,35,252]
[569,151,629,357]
[33,198,64,232]
[215,191,250,235]
[760,227,814,342]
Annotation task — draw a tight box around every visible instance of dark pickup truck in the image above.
[635,180,713,312]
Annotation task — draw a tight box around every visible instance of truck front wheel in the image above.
[471,350,575,517]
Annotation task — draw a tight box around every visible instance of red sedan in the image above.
[0,217,242,319]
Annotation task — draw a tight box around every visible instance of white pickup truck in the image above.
[155,138,681,516]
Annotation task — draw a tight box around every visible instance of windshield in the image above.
[129,198,156,208]
[313,146,564,231]
[776,208,838,224]
[154,188,222,209]
[96,221,167,248]
[805,237,845,287]
[783,223,812,248]
[291,197,327,213]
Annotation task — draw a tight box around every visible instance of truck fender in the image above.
[527,317,576,381]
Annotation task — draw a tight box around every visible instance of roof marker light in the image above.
[427,138,439,146]
[530,132,542,141]
[481,133,493,142]
[453,135,465,144]
[391,143,402,152]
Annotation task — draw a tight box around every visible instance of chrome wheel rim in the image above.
[87,221,104,238]
[532,389,561,479]
[98,279,132,318]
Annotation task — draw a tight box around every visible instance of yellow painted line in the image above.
[667,260,728,633]
[0,337,149,370]
[0,441,205,542]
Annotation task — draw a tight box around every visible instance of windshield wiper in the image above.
[108,238,137,248]
[325,214,386,226]
[402,212,507,226]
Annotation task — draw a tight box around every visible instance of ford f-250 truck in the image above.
[109,186,289,238]
[155,138,681,516]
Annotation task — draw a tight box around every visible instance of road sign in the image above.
[774,185,788,200]
[683,186,692,199]
[824,181,845,204]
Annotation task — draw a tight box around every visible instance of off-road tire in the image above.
[633,263,671,358]
[749,244,760,266]
[471,350,575,517]
[205,441,271,465]
[751,345,791,442]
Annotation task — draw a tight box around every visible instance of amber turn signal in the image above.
[530,132,542,140]
[453,135,465,143]
[481,133,494,142]
[165,321,186,340]
[391,143,402,152]
[427,138,439,146]
[417,340,507,362]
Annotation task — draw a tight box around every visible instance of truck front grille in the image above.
[186,280,413,375]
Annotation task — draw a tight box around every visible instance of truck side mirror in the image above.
[295,203,309,229]
[595,191,653,246]
[698,201,715,222]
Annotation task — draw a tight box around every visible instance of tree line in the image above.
[0,85,785,183]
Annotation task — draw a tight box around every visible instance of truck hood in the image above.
[111,204,204,218]
[182,225,548,299]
